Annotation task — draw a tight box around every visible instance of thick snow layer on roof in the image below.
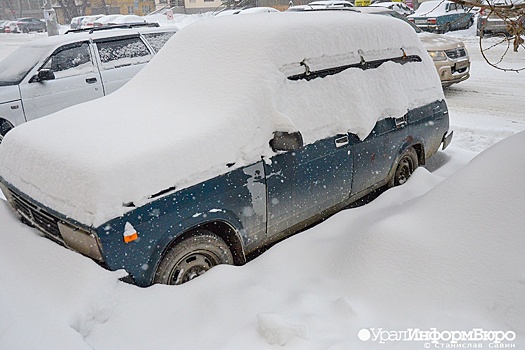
[0,11,443,227]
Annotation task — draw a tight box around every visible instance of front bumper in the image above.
[0,181,104,262]
[442,130,453,150]
[435,59,470,87]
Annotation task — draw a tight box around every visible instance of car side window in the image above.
[96,36,153,70]
[142,32,176,53]
[41,42,94,79]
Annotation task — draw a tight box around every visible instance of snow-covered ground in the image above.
[0,20,524,349]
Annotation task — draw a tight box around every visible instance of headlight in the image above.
[428,51,448,61]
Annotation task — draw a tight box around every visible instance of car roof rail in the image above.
[65,22,160,34]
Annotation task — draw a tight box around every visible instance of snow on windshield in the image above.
[414,1,447,15]
[0,44,50,85]
[0,12,443,227]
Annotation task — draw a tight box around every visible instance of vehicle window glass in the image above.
[41,42,94,79]
[0,44,50,86]
[96,36,153,70]
[142,32,176,53]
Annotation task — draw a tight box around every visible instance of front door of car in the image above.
[93,35,154,95]
[20,41,104,122]
[265,134,354,238]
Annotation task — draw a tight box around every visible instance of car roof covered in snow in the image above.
[0,11,443,227]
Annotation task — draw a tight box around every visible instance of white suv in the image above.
[0,24,177,142]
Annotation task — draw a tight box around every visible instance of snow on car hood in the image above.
[0,12,443,227]
[418,32,466,51]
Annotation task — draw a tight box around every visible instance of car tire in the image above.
[153,230,233,285]
[0,119,14,144]
[22,27,29,33]
[390,147,418,187]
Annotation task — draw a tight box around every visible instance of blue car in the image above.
[408,0,475,33]
[0,12,453,287]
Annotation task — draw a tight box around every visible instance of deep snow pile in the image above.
[0,12,442,228]
[0,130,523,349]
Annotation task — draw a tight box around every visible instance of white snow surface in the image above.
[0,12,443,227]
[1,19,525,350]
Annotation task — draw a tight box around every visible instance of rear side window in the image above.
[142,32,176,53]
[96,36,153,70]
[41,42,94,79]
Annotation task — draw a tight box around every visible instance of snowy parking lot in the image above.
[0,21,524,350]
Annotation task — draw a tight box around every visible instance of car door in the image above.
[265,134,354,239]
[93,35,154,95]
[20,41,104,122]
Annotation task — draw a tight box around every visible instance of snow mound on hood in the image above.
[0,12,442,227]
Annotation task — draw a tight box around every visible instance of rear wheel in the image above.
[390,147,418,187]
[154,230,233,285]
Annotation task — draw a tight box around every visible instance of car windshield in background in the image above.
[0,45,51,86]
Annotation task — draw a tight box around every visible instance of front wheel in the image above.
[390,147,418,187]
[154,230,233,285]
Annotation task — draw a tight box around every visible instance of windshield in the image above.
[414,1,442,14]
[0,44,51,86]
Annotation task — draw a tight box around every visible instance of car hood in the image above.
[0,85,21,104]
[417,32,466,51]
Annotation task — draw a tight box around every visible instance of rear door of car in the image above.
[351,117,407,194]
[20,41,104,121]
[93,35,154,95]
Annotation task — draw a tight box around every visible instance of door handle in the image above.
[395,115,408,128]
[335,135,349,148]
[85,77,97,84]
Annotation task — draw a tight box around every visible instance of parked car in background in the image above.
[287,0,354,10]
[15,17,46,33]
[408,0,475,33]
[476,0,525,36]
[0,25,178,141]
[108,14,146,25]
[93,14,123,27]
[4,20,19,33]
[69,16,85,30]
[359,7,470,86]
[370,1,413,15]
[80,15,105,28]
[0,12,452,287]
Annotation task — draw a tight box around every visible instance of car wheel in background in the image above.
[154,230,234,285]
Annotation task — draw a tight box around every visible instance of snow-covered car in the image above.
[215,7,280,16]
[287,0,354,10]
[80,15,105,28]
[107,14,146,25]
[370,1,413,15]
[92,14,123,27]
[69,16,85,30]
[408,0,475,33]
[476,0,525,36]
[0,25,178,141]
[358,7,470,86]
[0,12,452,287]
[4,20,19,33]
